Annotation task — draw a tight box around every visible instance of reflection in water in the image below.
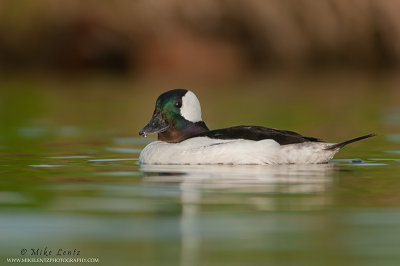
[140,164,335,193]
[29,164,66,168]
[47,155,91,159]
[88,158,138,162]
[140,164,335,266]
[385,134,400,142]
[104,147,142,154]
[180,184,201,266]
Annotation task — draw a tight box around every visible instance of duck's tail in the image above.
[325,134,376,150]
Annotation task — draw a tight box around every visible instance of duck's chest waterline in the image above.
[138,137,338,165]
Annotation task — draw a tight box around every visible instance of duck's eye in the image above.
[174,101,182,108]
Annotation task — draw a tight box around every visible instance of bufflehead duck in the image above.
[138,89,375,165]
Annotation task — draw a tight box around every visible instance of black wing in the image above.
[192,125,324,145]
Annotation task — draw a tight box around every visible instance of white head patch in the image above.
[180,91,202,122]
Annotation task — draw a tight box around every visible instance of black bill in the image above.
[139,113,169,137]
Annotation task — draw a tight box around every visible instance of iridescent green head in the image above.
[139,89,209,142]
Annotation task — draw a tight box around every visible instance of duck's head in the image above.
[139,89,209,143]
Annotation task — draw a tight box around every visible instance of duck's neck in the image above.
[158,121,209,143]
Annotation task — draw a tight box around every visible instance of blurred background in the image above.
[2,0,400,77]
[1,1,400,266]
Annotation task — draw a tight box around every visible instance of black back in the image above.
[191,125,323,145]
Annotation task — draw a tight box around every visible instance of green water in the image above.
[1,76,400,266]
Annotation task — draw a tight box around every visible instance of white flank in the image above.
[180,91,202,122]
[139,137,340,165]
[278,142,338,164]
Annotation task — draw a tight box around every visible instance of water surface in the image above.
[1,78,400,266]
